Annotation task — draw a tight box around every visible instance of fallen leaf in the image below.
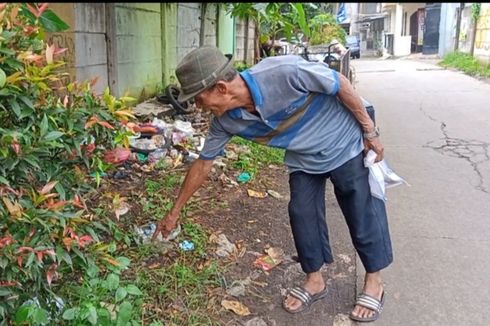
[265,247,284,260]
[247,189,268,198]
[221,299,250,316]
[114,202,130,220]
[266,189,282,199]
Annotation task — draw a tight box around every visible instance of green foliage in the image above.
[233,61,252,72]
[471,3,481,23]
[134,257,222,325]
[59,268,143,325]
[229,136,284,177]
[440,51,490,78]
[0,3,136,322]
[227,3,312,56]
[308,13,347,46]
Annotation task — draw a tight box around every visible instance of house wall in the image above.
[474,3,490,64]
[438,3,459,58]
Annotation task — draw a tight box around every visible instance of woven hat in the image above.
[175,46,234,102]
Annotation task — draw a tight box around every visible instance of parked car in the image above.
[346,35,360,59]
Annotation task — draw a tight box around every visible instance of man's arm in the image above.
[336,72,384,161]
[152,158,214,240]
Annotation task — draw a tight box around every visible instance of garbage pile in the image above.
[103,106,209,174]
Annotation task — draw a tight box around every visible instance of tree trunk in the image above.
[470,17,478,56]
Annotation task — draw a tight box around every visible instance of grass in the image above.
[229,136,285,177]
[59,137,282,325]
[439,51,490,78]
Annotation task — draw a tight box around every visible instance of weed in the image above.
[229,136,284,177]
[440,52,490,78]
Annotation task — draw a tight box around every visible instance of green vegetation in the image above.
[439,52,490,78]
[229,136,284,177]
[0,3,288,325]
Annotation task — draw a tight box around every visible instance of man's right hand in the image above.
[152,211,179,241]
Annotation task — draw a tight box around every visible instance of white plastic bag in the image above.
[364,150,408,201]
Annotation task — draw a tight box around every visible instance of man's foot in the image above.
[283,271,326,312]
[350,272,384,320]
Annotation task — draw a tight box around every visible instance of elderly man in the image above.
[153,46,392,322]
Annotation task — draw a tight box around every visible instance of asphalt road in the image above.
[351,57,490,326]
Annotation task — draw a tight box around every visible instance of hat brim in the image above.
[177,55,234,103]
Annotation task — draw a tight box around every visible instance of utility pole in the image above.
[454,3,464,51]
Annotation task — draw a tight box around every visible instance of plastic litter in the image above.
[247,189,268,198]
[237,172,251,183]
[179,240,195,251]
[173,120,195,137]
[134,223,181,244]
[148,148,168,163]
[254,254,281,271]
[254,247,284,271]
[363,150,408,201]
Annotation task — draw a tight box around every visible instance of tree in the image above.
[470,3,481,56]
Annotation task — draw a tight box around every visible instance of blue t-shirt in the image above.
[199,55,364,174]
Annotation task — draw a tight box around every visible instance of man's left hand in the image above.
[363,137,384,162]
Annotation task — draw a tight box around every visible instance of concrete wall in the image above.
[46,3,77,83]
[203,4,218,47]
[235,19,256,65]
[176,3,201,61]
[474,3,490,65]
[74,4,108,95]
[458,5,474,54]
[439,3,459,58]
[218,5,235,54]
[47,2,256,101]
[394,35,411,56]
[115,4,162,99]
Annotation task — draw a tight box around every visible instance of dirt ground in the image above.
[100,151,358,326]
[182,164,358,326]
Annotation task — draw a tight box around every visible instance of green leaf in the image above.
[86,264,99,278]
[57,247,72,266]
[40,9,70,32]
[23,156,41,169]
[106,273,119,291]
[25,252,35,268]
[33,308,49,324]
[10,100,21,119]
[0,68,6,88]
[0,47,16,56]
[116,301,132,326]
[115,287,127,302]
[44,131,64,141]
[97,308,112,326]
[0,257,8,269]
[55,182,66,200]
[0,288,12,296]
[62,307,79,320]
[87,306,98,325]
[15,305,30,324]
[19,96,34,110]
[0,175,9,186]
[40,114,48,137]
[115,257,130,269]
[125,284,143,296]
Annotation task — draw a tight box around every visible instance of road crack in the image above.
[421,105,489,194]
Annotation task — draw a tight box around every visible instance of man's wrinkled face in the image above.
[194,83,228,117]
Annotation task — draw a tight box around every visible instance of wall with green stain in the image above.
[115,3,163,100]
